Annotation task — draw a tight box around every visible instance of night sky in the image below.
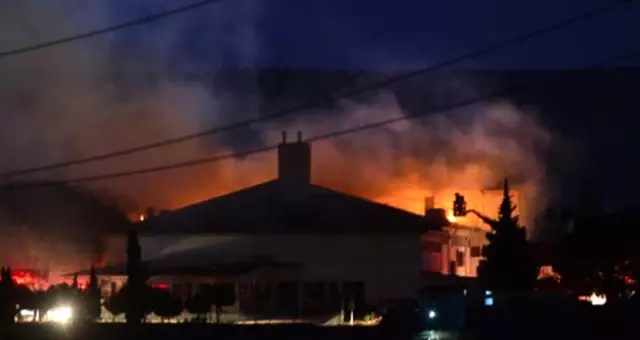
[109,0,639,70]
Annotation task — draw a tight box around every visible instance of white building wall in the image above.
[103,233,422,304]
[422,226,487,277]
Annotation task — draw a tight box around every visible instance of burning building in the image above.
[422,184,526,278]
[91,129,532,322]
[95,131,449,319]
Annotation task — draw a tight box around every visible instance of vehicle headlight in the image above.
[46,306,73,324]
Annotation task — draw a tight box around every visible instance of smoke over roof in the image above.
[0,1,579,236]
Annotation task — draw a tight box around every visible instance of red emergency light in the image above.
[151,283,169,290]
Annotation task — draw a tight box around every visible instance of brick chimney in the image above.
[277,130,311,186]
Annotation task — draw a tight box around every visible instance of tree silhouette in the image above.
[477,179,538,292]
[185,293,212,322]
[125,230,146,325]
[105,289,127,320]
[14,285,38,322]
[0,267,17,325]
[184,284,235,323]
[106,284,154,322]
[72,273,79,290]
[32,290,48,322]
[204,284,236,323]
[84,265,102,321]
[151,289,183,322]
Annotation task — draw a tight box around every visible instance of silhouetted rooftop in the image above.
[66,262,296,278]
[139,180,445,234]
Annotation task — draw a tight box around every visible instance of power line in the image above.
[0,0,221,59]
[0,0,633,179]
[2,49,636,191]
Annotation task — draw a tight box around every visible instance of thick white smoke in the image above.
[0,1,571,247]
[0,1,266,274]
[0,0,266,206]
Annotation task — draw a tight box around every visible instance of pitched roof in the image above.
[65,262,295,278]
[140,180,445,234]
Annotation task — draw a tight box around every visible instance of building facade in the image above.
[103,233,423,305]
[100,131,443,319]
[421,184,527,278]
[98,130,528,321]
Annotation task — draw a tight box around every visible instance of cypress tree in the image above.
[0,267,17,325]
[125,230,144,325]
[477,179,538,292]
[86,265,102,321]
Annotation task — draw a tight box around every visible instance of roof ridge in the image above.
[142,179,443,234]
[308,183,425,217]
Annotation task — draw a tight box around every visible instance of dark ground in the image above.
[0,323,631,340]
[0,302,635,340]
